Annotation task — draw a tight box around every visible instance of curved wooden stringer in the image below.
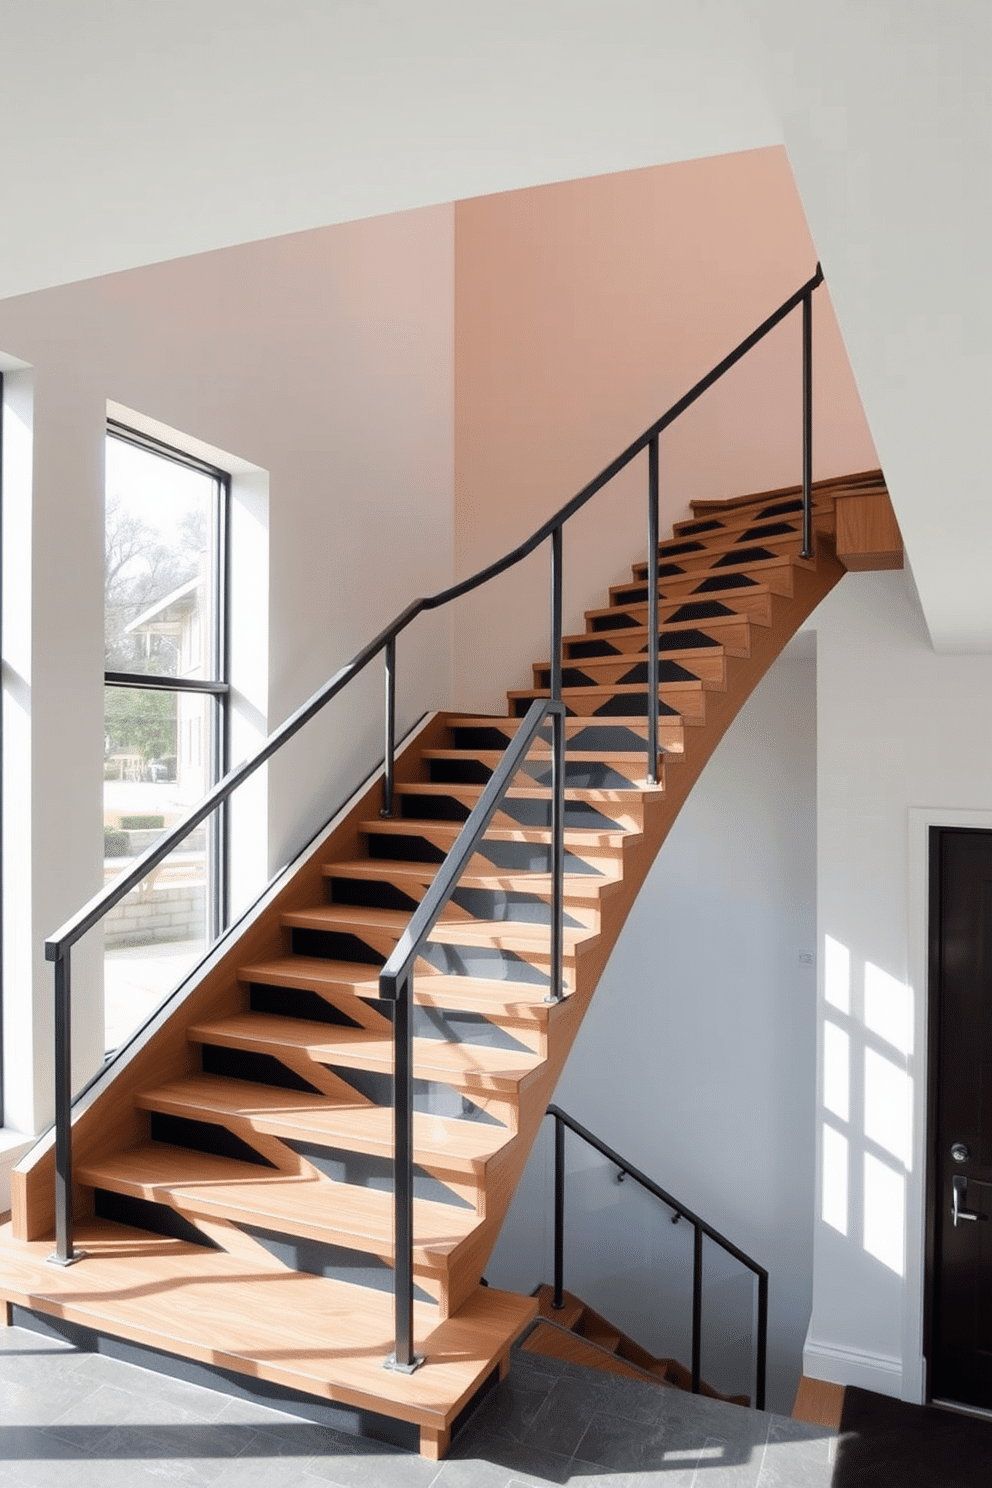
[0,471,890,1458]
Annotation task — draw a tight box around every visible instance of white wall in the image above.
[806,569,992,1402]
[0,206,455,1157]
[488,652,819,1415]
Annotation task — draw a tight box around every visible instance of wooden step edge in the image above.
[388,782,658,803]
[584,586,776,621]
[536,644,728,668]
[583,1324,621,1354]
[567,611,763,643]
[135,1082,513,1171]
[686,468,883,516]
[422,747,675,768]
[521,1321,659,1382]
[77,1148,479,1261]
[238,957,574,1007]
[443,712,687,733]
[638,534,830,577]
[610,551,803,598]
[279,906,599,950]
[358,818,642,846]
[185,1019,543,1087]
[0,1218,537,1452]
[319,861,626,899]
[649,514,835,564]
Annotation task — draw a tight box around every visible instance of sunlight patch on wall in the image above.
[864,961,913,1057]
[864,1049,913,1171]
[823,1021,850,1122]
[824,935,851,1014]
[863,1152,905,1276]
[822,1122,849,1236]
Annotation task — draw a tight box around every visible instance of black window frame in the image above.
[104,418,232,939]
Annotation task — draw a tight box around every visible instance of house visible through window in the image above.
[103,422,229,1053]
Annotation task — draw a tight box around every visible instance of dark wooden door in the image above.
[929,827,992,1408]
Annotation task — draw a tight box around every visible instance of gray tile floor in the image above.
[0,1321,835,1487]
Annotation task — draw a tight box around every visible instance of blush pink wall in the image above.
[452,146,878,710]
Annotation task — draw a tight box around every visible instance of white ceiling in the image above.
[2,0,990,649]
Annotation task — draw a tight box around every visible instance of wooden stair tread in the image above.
[610,551,804,599]
[646,520,831,569]
[280,902,596,952]
[188,1014,542,1084]
[239,957,565,1015]
[584,1324,621,1353]
[444,714,683,738]
[534,653,727,684]
[584,588,776,625]
[0,1219,535,1433]
[425,747,669,773]
[79,1143,479,1258]
[521,1321,652,1380]
[395,782,655,804]
[534,1284,585,1332]
[322,859,623,901]
[685,469,878,516]
[137,1077,511,1168]
[359,817,639,847]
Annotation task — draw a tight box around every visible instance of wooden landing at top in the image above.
[0,1218,535,1460]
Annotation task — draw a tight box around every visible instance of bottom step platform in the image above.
[0,1218,536,1459]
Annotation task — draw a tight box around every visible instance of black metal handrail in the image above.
[378,696,566,1371]
[546,1104,768,1410]
[43,262,821,1376]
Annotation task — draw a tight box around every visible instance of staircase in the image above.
[524,1284,750,1405]
[0,468,891,1458]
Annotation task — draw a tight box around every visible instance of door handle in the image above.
[952,1175,984,1227]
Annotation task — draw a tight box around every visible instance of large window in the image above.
[103,422,229,1052]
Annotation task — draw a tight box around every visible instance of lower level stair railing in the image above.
[544,1104,768,1410]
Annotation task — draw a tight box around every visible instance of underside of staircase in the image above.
[0,470,890,1457]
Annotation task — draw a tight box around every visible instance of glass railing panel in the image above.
[561,1136,695,1374]
[698,1230,758,1404]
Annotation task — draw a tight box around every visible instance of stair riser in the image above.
[280,923,584,982]
[187,1028,529,1129]
[588,590,774,629]
[509,688,706,723]
[609,562,794,606]
[637,518,831,575]
[363,829,629,877]
[533,657,726,690]
[326,876,604,934]
[136,1097,493,1213]
[425,752,661,790]
[78,1172,454,1313]
[395,793,646,833]
[566,624,751,660]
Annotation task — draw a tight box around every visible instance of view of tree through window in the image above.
[103,429,227,1053]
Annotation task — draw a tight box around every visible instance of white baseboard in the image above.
[803,1337,903,1399]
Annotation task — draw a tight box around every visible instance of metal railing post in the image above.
[548,527,565,1004]
[800,290,814,559]
[647,436,660,785]
[552,1113,565,1309]
[385,972,423,1373]
[48,950,82,1267]
[691,1224,703,1394]
[756,1271,768,1410]
[381,636,396,818]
